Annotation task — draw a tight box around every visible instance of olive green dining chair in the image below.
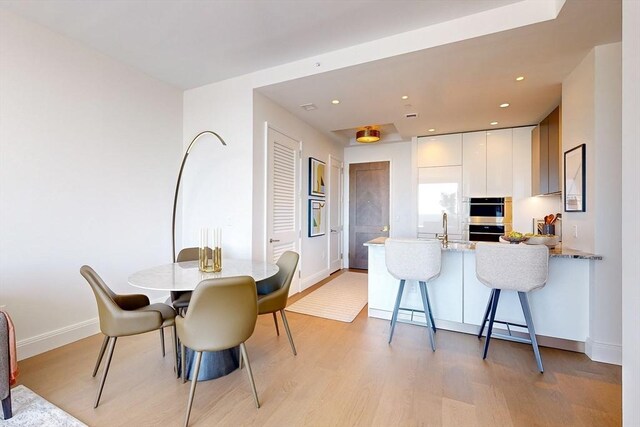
[80,265,178,408]
[256,251,300,355]
[176,276,259,427]
[90,283,171,379]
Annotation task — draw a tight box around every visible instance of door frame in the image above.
[263,122,303,292]
[343,158,393,269]
[327,155,344,273]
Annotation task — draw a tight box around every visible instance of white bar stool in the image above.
[475,242,549,372]
[385,238,442,351]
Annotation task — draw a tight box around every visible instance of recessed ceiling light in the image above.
[401,95,409,100]
[428,128,436,132]
[331,99,340,104]
[500,103,510,108]
[516,76,525,81]
[490,121,499,126]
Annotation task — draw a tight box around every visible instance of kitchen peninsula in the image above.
[365,237,602,354]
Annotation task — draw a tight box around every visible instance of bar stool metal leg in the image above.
[420,281,437,334]
[518,292,544,373]
[482,289,500,359]
[478,289,496,339]
[419,281,436,352]
[388,280,405,344]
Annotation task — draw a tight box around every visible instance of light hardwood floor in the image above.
[17,270,621,426]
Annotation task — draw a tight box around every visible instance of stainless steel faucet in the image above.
[437,212,448,247]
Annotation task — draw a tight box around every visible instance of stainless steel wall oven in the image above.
[463,197,512,242]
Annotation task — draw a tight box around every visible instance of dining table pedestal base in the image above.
[179,346,240,381]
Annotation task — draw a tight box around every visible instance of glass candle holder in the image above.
[199,228,222,273]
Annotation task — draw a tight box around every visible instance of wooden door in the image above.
[328,156,343,274]
[349,161,390,270]
[266,127,301,293]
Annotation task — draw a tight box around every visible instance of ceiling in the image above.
[0,0,520,89]
[1,0,621,145]
[257,0,622,144]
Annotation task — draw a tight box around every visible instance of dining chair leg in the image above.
[280,309,297,356]
[172,325,179,378]
[389,279,406,344]
[239,346,244,370]
[184,351,202,427]
[181,343,187,383]
[240,343,260,408]
[272,312,280,336]
[95,336,117,408]
[92,335,109,377]
[478,289,496,339]
[160,328,165,357]
[419,281,436,352]
[483,289,501,360]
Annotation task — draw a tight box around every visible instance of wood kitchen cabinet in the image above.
[532,106,561,195]
[462,129,513,197]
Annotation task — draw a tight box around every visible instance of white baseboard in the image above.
[17,318,100,361]
[300,268,330,292]
[585,338,622,365]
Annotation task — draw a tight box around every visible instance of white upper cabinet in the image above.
[486,128,513,196]
[417,134,462,167]
[462,131,487,197]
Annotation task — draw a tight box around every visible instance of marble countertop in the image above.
[364,237,602,260]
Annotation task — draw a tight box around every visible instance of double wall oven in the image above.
[463,197,512,242]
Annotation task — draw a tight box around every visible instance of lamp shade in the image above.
[356,126,380,143]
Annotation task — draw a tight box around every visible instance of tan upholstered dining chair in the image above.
[80,265,178,408]
[256,251,300,355]
[176,276,260,427]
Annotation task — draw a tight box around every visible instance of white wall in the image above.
[0,10,183,359]
[252,91,343,290]
[562,50,596,252]
[343,141,414,266]
[621,1,640,424]
[181,76,254,258]
[562,43,622,365]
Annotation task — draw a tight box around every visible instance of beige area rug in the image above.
[286,272,368,322]
[1,385,86,426]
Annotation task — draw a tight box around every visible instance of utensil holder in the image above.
[542,224,555,236]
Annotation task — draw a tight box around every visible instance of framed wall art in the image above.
[308,199,325,237]
[564,144,586,212]
[309,157,326,197]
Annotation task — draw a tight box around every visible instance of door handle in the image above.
[381,225,389,232]
[269,238,280,243]
[330,229,337,232]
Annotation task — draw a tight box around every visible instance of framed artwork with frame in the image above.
[309,157,326,197]
[564,144,586,212]
[308,199,325,237]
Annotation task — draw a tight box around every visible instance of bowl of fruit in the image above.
[524,233,560,247]
[500,231,529,244]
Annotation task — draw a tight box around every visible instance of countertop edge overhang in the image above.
[363,237,602,260]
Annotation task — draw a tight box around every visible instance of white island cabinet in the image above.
[365,238,600,353]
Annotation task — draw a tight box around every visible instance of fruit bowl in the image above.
[525,235,560,247]
[499,235,529,244]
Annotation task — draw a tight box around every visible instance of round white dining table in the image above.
[128,259,279,291]
[128,259,279,382]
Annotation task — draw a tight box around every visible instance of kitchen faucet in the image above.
[437,212,448,247]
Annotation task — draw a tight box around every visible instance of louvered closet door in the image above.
[267,127,300,293]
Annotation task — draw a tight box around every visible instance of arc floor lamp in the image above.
[171,130,227,262]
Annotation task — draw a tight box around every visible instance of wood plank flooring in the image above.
[16,270,621,426]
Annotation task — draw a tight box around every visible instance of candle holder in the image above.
[199,228,222,273]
